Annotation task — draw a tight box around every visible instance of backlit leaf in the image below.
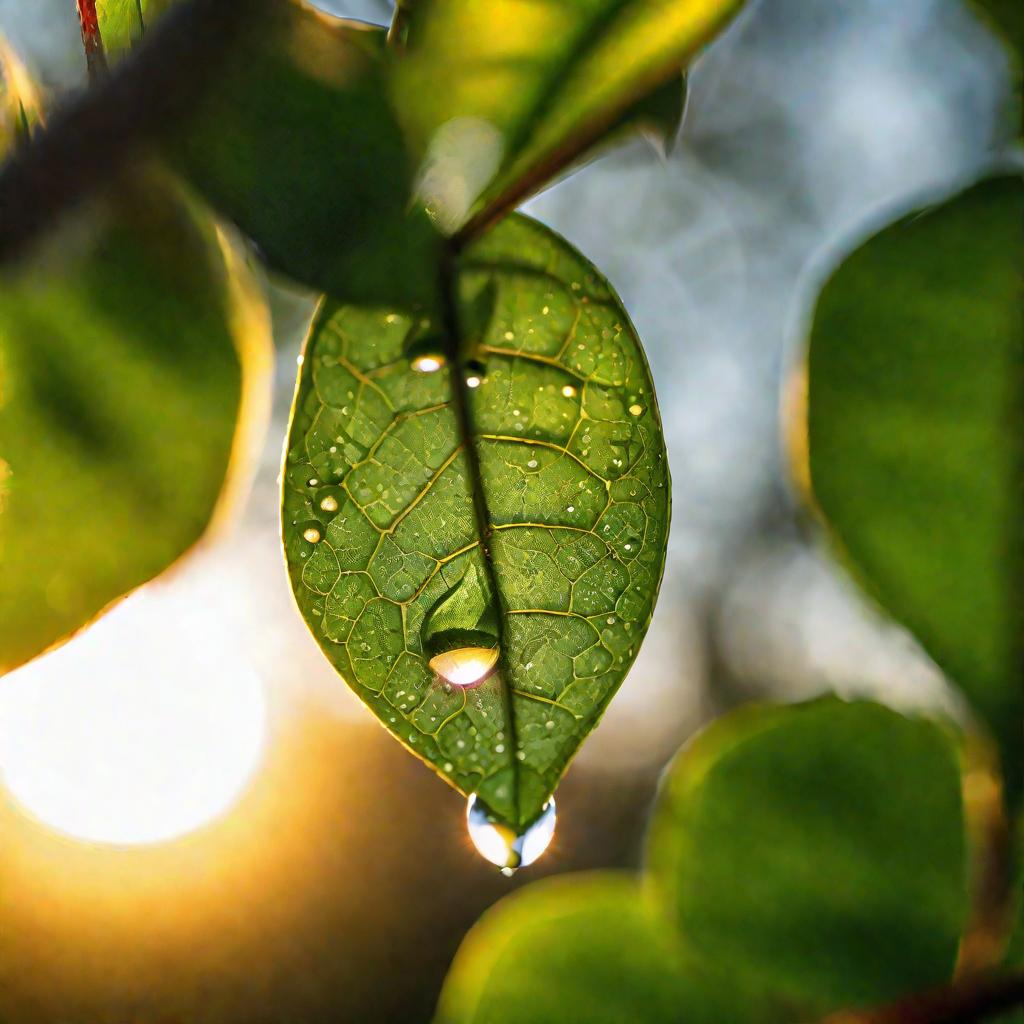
[283,214,669,831]
[435,873,777,1024]
[647,699,970,1013]
[0,53,270,670]
[391,0,742,236]
[802,174,1024,800]
[163,2,440,310]
[96,0,174,57]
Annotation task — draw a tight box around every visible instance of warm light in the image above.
[466,795,556,874]
[412,354,444,374]
[0,579,267,846]
[429,647,499,687]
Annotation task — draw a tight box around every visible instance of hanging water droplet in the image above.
[429,647,499,688]
[466,795,556,874]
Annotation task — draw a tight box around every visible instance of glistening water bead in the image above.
[466,794,556,875]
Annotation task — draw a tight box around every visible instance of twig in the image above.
[75,0,108,81]
[822,971,1024,1024]
[0,0,261,266]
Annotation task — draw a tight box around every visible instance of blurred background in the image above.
[0,0,1015,1020]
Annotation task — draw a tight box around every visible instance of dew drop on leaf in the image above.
[466,794,556,874]
[412,354,445,373]
[429,647,499,688]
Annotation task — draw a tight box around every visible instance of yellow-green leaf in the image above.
[391,0,742,236]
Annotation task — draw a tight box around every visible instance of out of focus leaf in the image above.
[804,174,1024,800]
[435,874,778,1024]
[971,0,1023,134]
[647,699,970,1013]
[392,0,742,236]
[96,0,174,57]
[282,214,669,831]
[0,49,270,669]
[163,2,440,310]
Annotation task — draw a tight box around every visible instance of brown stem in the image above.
[822,971,1024,1024]
[0,0,260,267]
[75,0,109,81]
[387,0,413,49]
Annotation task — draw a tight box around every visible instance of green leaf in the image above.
[647,698,970,1013]
[391,0,742,237]
[803,174,1024,800]
[971,0,1023,134]
[0,150,270,670]
[96,0,174,57]
[282,214,670,831]
[162,2,440,310]
[435,873,778,1024]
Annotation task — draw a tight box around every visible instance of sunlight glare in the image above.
[0,581,267,846]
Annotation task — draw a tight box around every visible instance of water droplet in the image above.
[629,404,643,417]
[466,795,556,873]
[561,385,577,398]
[466,375,482,389]
[527,458,538,469]
[303,527,321,544]
[503,331,514,341]
[429,647,499,688]
[412,354,445,374]
[320,495,339,513]
[307,477,319,487]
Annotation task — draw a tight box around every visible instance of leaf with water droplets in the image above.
[0,47,271,671]
[391,0,740,235]
[799,174,1024,803]
[283,214,670,832]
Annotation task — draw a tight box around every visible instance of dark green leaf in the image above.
[647,698,970,1013]
[163,2,440,310]
[804,174,1024,800]
[970,0,1023,134]
[282,214,670,831]
[435,873,777,1024]
[392,0,742,236]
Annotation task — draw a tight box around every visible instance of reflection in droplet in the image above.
[429,647,498,688]
[302,527,321,544]
[319,495,339,513]
[466,375,482,389]
[412,354,445,374]
[466,795,556,874]
[561,384,577,398]
[628,404,643,416]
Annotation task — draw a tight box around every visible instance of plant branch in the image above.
[822,971,1024,1024]
[0,0,261,267]
[75,0,108,81]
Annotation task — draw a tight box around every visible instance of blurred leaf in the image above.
[647,699,970,1013]
[0,41,41,149]
[971,0,1023,134]
[0,98,270,670]
[282,214,669,831]
[392,0,743,237]
[804,174,1024,800]
[96,0,175,57]
[435,873,779,1024]
[163,2,440,310]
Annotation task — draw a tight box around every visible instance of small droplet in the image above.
[561,385,577,398]
[503,330,514,341]
[629,404,643,417]
[567,505,575,513]
[466,795,556,873]
[412,354,445,374]
[466,375,482,389]
[307,478,319,487]
[527,459,538,469]
[320,495,339,513]
[303,527,321,544]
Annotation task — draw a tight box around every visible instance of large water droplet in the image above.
[466,795,556,875]
[429,647,498,688]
